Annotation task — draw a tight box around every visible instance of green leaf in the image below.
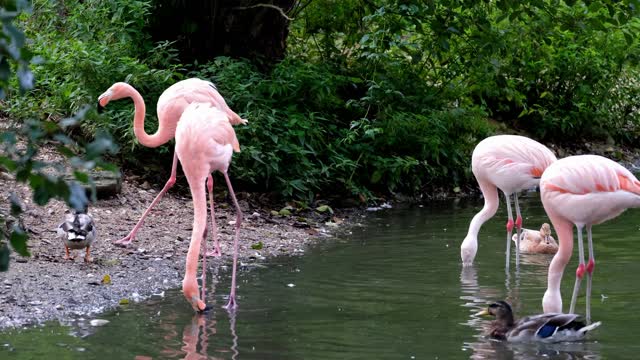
[0,243,9,272]
[74,171,90,183]
[10,225,29,257]
[371,170,382,184]
[251,241,264,250]
[9,194,23,216]
[68,182,89,212]
[315,205,334,214]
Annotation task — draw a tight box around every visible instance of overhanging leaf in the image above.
[10,225,29,257]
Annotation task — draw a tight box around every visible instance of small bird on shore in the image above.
[476,300,600,342]
[57,210,96,263]
[511,223,558,254]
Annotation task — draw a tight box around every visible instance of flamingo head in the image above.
[97,82,130,112]
[460,235,478,267]
[182,278,207,313]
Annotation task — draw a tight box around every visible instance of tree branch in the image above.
[233,3,294,21]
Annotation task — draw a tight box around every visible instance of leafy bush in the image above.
[6,0,640,205]
[194,56,490,201]
[7,0,181,150]
[1,1,119,271]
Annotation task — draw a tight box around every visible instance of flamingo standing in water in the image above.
[540,155,640,323]
[175,103,242,311]
[460,135,556,268]
[98,79,247,256]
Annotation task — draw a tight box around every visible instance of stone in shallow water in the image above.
[89,319,110,327]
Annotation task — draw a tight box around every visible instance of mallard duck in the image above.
[476,301,600,342]
[511,223,558,254]
[57,210,96,262]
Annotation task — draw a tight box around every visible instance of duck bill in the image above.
[475,309,490,316]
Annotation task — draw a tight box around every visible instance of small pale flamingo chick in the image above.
[57,211,96,262]
[175,103,243,312]
[511,223,558,254]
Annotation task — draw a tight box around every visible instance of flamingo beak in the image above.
[97,90,112,113]
[190,295,210,313]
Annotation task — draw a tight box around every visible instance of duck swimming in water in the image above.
[57,210,96,262]
[511,223,558,254]
[476,301,600,342]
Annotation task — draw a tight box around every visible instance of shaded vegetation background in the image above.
[3,0,640,204]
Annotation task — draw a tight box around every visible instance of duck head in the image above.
[477,300,515,326]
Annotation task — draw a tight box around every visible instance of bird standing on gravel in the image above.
[57,210,96,263]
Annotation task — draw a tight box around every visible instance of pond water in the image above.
[2,195,640,359]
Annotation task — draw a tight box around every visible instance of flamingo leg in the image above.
[513,193,522,267]
[586,225,595,324]
[222,172,243,311]
[115,151,179,246]
[569,225,586,314]
[206,175,221,257]
[200,226,208,301]
[504,192,514,271]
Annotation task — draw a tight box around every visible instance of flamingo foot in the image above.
[206,247,222,257]
[113,233,135,247]
[224,296,237,311]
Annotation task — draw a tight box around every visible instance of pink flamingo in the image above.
[540,154,640,323]
[461,135,557,268]
[175,103,242,311]
[97,78,247,256]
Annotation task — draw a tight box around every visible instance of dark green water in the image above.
[3,195,640,359]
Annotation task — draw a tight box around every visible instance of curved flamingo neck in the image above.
[545,215,574,309]
[123,84,171,148]
[185,177,207,280]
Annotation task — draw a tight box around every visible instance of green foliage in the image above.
[1,108,119,270]
[0,0,34,97]
[6,0,181,148]
[5,0,640,206]
[1,1,119,271]
[195,56,490,200]
[465,1,640,143]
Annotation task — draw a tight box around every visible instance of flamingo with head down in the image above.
[175,102,243,311]
[98,78,247,257]
[540,154,640,323]
[461,135,557,268]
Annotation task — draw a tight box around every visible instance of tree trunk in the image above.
[150,0,296,68]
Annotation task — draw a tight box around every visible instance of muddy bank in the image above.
[0,170,359,330]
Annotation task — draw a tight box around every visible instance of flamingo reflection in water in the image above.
[147,311,238,360]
